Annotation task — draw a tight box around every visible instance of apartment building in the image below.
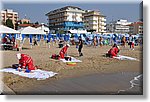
[128,21,143,34]
[1,9,19,29]
[106,19,131,34]
[46,6,85,32]
[83,10,106,33]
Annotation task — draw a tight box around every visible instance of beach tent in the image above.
[18,26,46,44]
[0,25,21,41]
[18,26,46,35]
[36,25,49,34]
[0,25,20,34]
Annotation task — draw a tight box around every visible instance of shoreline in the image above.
[9,71,142,95]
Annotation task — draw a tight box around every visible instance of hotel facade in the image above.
[106,19,131,34]
[1,9,19,29]
[46,6,85,32]
[83,10,106,33]
[46,6,106,34]
[127,22,143,34]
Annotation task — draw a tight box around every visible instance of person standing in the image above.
[33,37,38,46]
[99,36,103,47]
[129,34,134,50]
[78,37,83,56]
[121,36,126,48]
[93,36,97,48]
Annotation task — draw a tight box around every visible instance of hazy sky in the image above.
[3,2,142,24]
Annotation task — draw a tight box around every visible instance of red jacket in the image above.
[108,47,119,57]
[19,54,36,70]
[59,46,68,58]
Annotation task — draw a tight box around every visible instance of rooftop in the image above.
[46,6,84,15]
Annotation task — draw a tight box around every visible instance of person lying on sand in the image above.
[16,53,37,73]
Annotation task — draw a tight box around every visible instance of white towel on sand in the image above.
[0,68,58,80]
[113,55,139,61]
[60,57,82,63]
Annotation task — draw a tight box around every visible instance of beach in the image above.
[1,39,143,94]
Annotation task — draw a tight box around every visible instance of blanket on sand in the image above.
[60,57,82,63]
[0,68,58,80]
[113,55,139,61]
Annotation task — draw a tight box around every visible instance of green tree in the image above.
[23,21,28,24]
[35,21,39,25]
[15,23,19,30]
[6,18,14,29]
[59,30,65,34]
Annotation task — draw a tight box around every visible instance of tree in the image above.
[59,30,65,34]
[6,18,14,29]
[35,21,39,25]
[15,23,19,30]
[23,21,28,24]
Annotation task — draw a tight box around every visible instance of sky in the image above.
[2,1,142,25]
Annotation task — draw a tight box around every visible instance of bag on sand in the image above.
[51,54,60,60]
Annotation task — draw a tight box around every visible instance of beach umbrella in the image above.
[37,35,41,41]
[22,34,25,41]
[44,34,47,40]
[29,34,33,44]
[47,33,52,42]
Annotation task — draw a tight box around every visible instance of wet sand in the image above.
[14,72,142,95]
[1,39,143,94]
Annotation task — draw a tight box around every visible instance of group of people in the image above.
[121,34,138,50]
[59,36,83,58]
[1,34,16,50]
[15,37,84,73]
[14,34,139,73]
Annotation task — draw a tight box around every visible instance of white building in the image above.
[106,19,132,34]
[83,10,106,33]
[46,6,85,32]
[1,9,19,29]
[36,23,49,34]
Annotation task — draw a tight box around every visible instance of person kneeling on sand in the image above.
[59,44,70,59]
[16,53,37,73]
[106,43,120,58]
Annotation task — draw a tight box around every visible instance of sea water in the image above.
[118,74,143,94]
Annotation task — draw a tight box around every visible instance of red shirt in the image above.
[60,46,68,54]
[19,54,35,70]
[108,47,119,55]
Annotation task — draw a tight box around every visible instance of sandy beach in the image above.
[1,39,143,94]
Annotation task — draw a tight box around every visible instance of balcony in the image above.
[101,22,106,26]
[101,18,106,21]
[101,27,106,29]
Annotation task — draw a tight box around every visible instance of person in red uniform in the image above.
[59,44,70,59]
[16,53,37,72]
[107,44,120,58]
